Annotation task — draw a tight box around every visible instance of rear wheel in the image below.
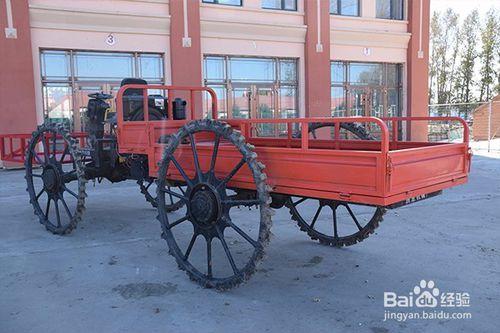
[288,121,383,246]
[25,123,87,235]
[287,198,385,247]
[156,119,272,289]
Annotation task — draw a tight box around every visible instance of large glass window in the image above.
[202,0,242,6]
[349,63,384,86]
[376,0,404,20]
[262,0,297,11]
[204,56,298,121]
[330,0,359,16]
[74,52,134,81]
[229,58,275,82]
[40,50,164,127]
[330,61,403,118]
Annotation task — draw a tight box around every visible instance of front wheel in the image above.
[25,123,87,235]
[156,119,272,290]
[138,178,185,212]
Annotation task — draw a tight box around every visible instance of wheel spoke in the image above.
[145,180,153,191]
[167,187,174,205]
[54,199,62,227]
[60,195,73,219]
[209,133,221,174]
[207,238,213,278]
[227,220,258,248]
[169,155,193,188]
[310,205,323,229]
[293,197,307,206]
[29,173,43,178]
[33,150,44,165]
[159,187,188,201]
[45,198,51,219]
[189,133,203,181]
[63,185,78,199]
[223,199,261,207]
[59,144,68,163]
[184,233,197,260]
[178,186,186,195]
[51,134,57,158]
[168,215,188,229]
[35,188,44,200]
[62,170,77,183]
[333,206,339,239]
[41,137,50,162]
[216,227,239,275]
[344,204,363,231]
[218,157,245,188]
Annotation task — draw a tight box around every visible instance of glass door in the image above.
[348,87,388,117]
[73,83,116,131]
[255,86,276,137]
[230,86,251,119]
[348,87,369,116]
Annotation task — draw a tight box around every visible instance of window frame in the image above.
[39,49,165,125]
[203,55,299,120]
[376,0,405,20]
[329,0,360,17]
[201,0,243,7]
[330,60,403,118]
[261,0,297,12]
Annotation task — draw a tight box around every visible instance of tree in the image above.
[429,12,440,103]
[479,9,500,101]
[429,9,460,104]
[454,10,480,103]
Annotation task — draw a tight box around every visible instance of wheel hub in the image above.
[42,165,61,193]
[189,184,220,227]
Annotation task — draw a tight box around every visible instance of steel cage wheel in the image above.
[156,119,272,289]
[287,121,383,247]
[287,198,386,247]
[308,122,375,140]
[138,178,185,212]
[25,123,87,235]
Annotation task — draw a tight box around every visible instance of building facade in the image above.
[0,0,430,139]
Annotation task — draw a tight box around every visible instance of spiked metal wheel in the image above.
[287,121,383,247]
[25,123,87,235]
[287,198,385,247]
[156,119,272,289]
[138,178,185,212]
[308,122,374,140]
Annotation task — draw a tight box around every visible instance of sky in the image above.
[431,0,499,17]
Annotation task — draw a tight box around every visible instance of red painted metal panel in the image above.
[2,85,471,209]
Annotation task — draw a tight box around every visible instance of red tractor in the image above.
[1,79,471,289]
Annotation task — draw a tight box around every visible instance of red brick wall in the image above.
[472,97,500,140]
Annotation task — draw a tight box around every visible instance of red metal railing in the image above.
[0,132,87,164]
[115,84,218,124]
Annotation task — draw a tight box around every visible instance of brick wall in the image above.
[472,96,500,140]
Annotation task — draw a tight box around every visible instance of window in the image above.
[376,0,404,20]
[202,0,242,6]
[204,56,298,120]
[74,52,134,81]
[139,54,164,80]
[330,61,403,118]
[40,50,164,127]
[262,0,297,11]
[230,58,275,82]
[330,0,359,17]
